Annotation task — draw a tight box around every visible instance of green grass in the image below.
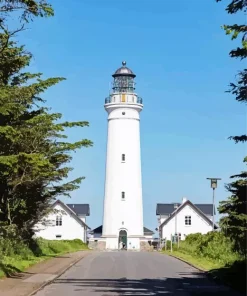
[162,249,223,271]
[0,238,88,278]
[162,248,246,294]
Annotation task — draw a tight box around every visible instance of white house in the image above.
[33,200,90,242]
[157,197,217,242]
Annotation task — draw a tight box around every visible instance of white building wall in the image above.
[161,204,212,241]
[128,238,140,250]
[102,95,144,245]
[90,233,102,239]
[34,204,86,242]
[106,237,119,250]
[159,215,168,225]
[78,216,86,223]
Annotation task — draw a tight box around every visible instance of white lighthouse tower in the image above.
[102,61,144,250]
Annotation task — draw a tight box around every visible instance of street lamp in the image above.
[174,203,179,244]
[155,227,160,250]
[207,178,221,231]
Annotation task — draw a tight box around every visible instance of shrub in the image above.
[0,224,33,259]
[177,231,241,264]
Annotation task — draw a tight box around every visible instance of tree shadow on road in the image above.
[207,260,246,294]
[54,272,243,296]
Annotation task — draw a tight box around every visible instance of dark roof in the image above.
[143,227,154,235]
[52,200,90,229]
[112,61,136,78]
[90,225,154,235]
[91,225,103,234]
[66,204,90,216]
[156,203,215,216]
[159,200,218,230]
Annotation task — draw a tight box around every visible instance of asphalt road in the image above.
[34,251,240,296]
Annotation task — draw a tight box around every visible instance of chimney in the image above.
[182,197,187,204]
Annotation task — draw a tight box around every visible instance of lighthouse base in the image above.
[88,237,153,251]
[88,225,154,251]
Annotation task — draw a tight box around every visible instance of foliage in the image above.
[178,232,240,264]
[163,232,246,293]
[216,0,247,257]
[0,236,88,277]
[0,0,54,23]
[163,232,241,264]
[0,224,33,259]
[0,2,92,236]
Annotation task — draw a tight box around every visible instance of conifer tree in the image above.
[0,1,93,235]
[216,0,247,257]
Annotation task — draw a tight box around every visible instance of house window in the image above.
[185,216,191,225]
[56,235,62,238]
[122,154,125,162]
[121,191,125,199]
[56,215,62,226]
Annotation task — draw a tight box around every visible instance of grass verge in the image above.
[162,249,246,294]
[0,238,88,278]
[162,249,223,271]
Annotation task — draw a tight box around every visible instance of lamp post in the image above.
[155,227,160,250]
[174,203,179,244]
[207,178,221,231]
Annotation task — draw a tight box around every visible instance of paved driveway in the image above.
[34,251,239,295]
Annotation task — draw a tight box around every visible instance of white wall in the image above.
[34,204,86,242]
[91,233,102,239]
[106,237,119,250]
[161,204,212,241]
[78,215,86,223]
[102,94,144,239]
[159,215,168,225]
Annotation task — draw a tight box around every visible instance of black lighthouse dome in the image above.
[112,61,136,78]
[112,61,136,93]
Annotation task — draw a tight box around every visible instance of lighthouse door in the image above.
[119,230,127,250]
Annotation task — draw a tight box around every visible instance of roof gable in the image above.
[52,200,90,229]
[156,202,215,216]
[143,227,154,235]
[159,200,217,229]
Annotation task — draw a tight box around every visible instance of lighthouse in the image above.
[102,61,144,250]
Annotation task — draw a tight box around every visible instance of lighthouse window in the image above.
[121,192,125,199]
[122,154,125,162]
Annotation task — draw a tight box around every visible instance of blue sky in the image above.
[18,0,245,233]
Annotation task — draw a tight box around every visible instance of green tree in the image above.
[216,0,247,257]
[0,5,93,236]
[0,0,53,22]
